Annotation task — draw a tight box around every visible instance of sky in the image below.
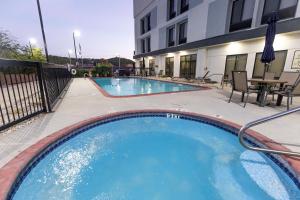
[0,0,134,59]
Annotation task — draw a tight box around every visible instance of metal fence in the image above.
[43,64,72,111]
[0,59,71,131]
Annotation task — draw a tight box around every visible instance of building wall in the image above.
[205,32,300,82]
[205,0,230,38]
[134,0,300,82]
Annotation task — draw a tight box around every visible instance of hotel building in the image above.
[133,0,300,82]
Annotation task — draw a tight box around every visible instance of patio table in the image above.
[248,79,287,106]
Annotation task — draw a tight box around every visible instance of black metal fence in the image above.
[0,59,71,131]
[43,64,72,110]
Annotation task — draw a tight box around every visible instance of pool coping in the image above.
[89,77,210,98]
[0,110,299,200]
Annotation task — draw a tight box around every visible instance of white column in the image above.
[154,56,160,75]
[246,53,256,79]
[156,55,164,75]
[173,53,180,77]
[196,48,208,78]
[145,57,149,68]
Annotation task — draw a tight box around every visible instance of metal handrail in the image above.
[239,106,300,157]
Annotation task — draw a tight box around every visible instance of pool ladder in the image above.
[239,106,300,157]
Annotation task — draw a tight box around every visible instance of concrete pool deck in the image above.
[0,78,300,168]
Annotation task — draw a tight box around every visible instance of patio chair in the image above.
[228,71,259,107]
[221,72,232,89]
[196,71,210,82]
[274,76,300,110]
[265,72,300,103]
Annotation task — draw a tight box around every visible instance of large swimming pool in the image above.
[92,78,202,97]
[11,112,300,200]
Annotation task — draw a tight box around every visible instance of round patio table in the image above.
[248,79,287,106]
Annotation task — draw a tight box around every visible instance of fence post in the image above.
[37,63,50,112]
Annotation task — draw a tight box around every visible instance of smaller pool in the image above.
[93,78,203,97]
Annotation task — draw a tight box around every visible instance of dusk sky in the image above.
[0,0,134,59]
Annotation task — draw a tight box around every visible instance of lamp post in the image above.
[79,43,84,67]
[29,38,37,58]
[68,50,73,65]
[73,30,80,67]
[116,53,121,70]
[114,54,121,77]
[36,0,49,63]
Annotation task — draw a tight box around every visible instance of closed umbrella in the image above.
[261,12,279,79]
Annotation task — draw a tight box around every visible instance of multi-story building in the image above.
[133,0,300,81]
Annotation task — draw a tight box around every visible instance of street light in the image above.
[74,30,81,37]
[29,38,37,58]
[116,53,121,70]
[79,43,84,67]
[73,30,81,67]
[68,49,73,65]
[36,0,49,63]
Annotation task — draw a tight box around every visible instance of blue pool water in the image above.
[13,116,300,200]
[93,78,200,96]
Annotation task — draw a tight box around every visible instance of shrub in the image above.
[91,65,112,77]
[73,69,89,78]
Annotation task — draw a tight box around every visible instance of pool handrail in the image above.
[239,106,300,157]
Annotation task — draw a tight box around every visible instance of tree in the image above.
[0,30,46,62]
[107,57,135,66]
[0,30,27,59]
[30,47,46,62]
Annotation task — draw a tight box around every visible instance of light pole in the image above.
[68,50,73,65]
[79,43,84,67]
[116,54,121,70]
[36,0,49,63]
[73,30,80,67]
[29,38,37,58]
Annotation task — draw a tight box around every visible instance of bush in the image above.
[91,65,112,77]
[73,69,89,78]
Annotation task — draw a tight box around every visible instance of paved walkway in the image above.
[1,78,300,167]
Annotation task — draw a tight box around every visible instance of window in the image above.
[149,59,155,68]
[140,13,152,35]
[224,54,248,80]
[230,0,255,32]
[178,21,187,45]
[168,0,176,20]
[180,54,197,79]
[261,0,298,24]
[180,0,189,14]
[141,39,145,53]
[146,14,151,31]
[149,59,156,76]
[252,50,287,78]
[141,19,145,34]
[165,57,174,77]
[141,37,151,53]
[167,26,175,47]
[139,60,144,69]
[146,37,151,52]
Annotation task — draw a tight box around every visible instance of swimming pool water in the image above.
[13,116,300,200]
[93,78,200,96]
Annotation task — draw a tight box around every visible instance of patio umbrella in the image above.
[261,12,279,79]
